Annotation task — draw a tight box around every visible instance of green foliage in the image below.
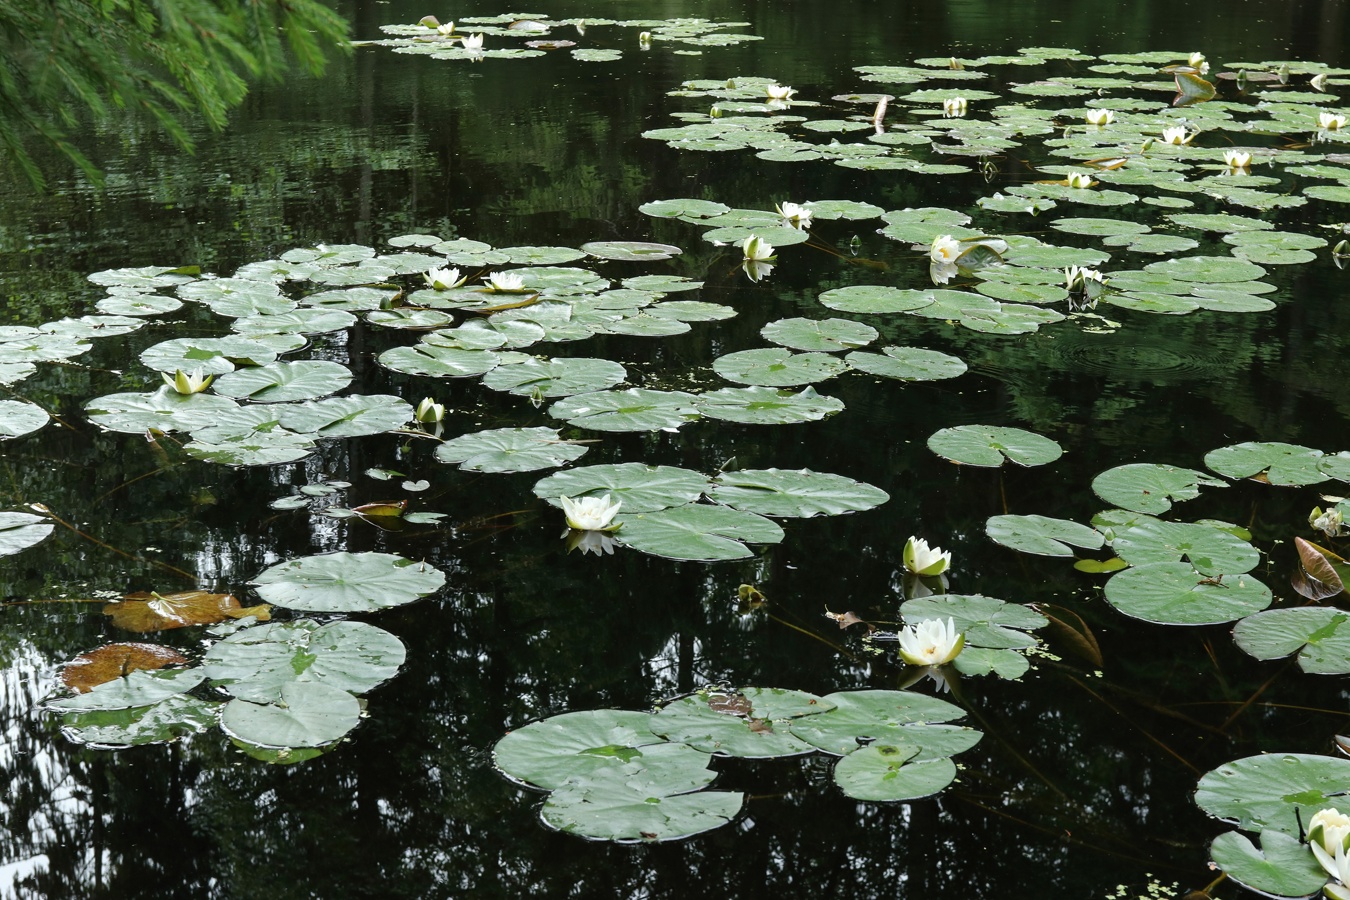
[0,0,349,188]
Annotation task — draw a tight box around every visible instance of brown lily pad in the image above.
[105,590,271,632]
[61,642,189,693]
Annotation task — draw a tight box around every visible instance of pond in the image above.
[4,0,1350,896]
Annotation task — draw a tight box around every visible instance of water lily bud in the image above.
[709,106,723,119]
[1312,73,1330,92]
[638,31,652,47]
[725,78,737,89]
[1335,239,1350,257]
[1279,62,1290,84]
[1141,138,1155,152]
[903,535,951,576]
[415,397,445,424]
[948,56,964,70]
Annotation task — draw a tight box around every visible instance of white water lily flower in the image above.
[1188,51,1209,74]
[903,535,951,576]
[776,201,812,229]
[929,234,962,265]
[1066,171,1095,189]
[1311,506,1345,537]
[560,494,622,532]
[484,272,526,292]
[930,260,958,285]
[461,33,484,52]
[1085,109,1114,126]
[1311,809,1350,856]
[415,397,445,424]
[163,369,213,395]
[1064,266,1104,291]
[764,83,796,101]
[742,234,776,261]
[1321,111,1348,130]
[1223,148,1252,169]
[436,21,455,36]
[1312,841,1350,894]
[424,266,465,290]
[1161,125,1192,145]
[898,617,965,666]
[942,96,967,117]
[1312,73,1331,93]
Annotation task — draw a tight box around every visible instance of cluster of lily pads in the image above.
[491,686,981,842]
[46,552,445,759]
[366,12,760,63]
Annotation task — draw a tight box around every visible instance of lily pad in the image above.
[1196,753,1350,836]
[212,361,353,403]
[84,389,240,434]
[1111,520,1259,576]
[59,694,222,748]
[0,511,53,557]
[985,515,1104,557]
[787,690,976,758]
[250,551,446,613]
[533,464,709,513]
[648,689,829,757]
[1209,830,1331,899]
[1205,441,1329,486]
[1103,562,1272,625]
[900,594,1048,650]
[759,317,878,352]
[277,395,414,438]
[927,425,1063,467]
[481,357,627,398]
[694,385,843,425]
[707,468,888,518]
[616,504,783,561]
[203,619,406,703]
[220,681,362,749]
[1232,607,1350,674]
[1091,463,1227,514]
[47,668,206,712]
[541,782,742,843]
[548,388,701,432]
[712,348,848,387]
[581,241,684,261]
[436,426,588,473]
[844,346,967,382]
[832,748,957,801]
[817,285,938,314]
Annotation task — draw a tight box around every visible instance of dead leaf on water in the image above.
[61,642,189,692]
[106,590,271,632]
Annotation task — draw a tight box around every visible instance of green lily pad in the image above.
[220,681,362,749]
[203,620,406,703]
[48,668,206,711]
[787,690,975,758]
[832,747,957,801]
[900,594,1048,650]
[648,301,734,321]
[1196,753,1350,836]
[617,504,784,561]
[0,511,53,557]
[712,348,848,387]
[760,317,878,352]
[379,344,503,378]
[548,388,701,432]
[276,395,414,438]
[250,551,446,612]
[1104,563,1272,625]
[184,431,316,467]
[985,514,1104,557]
[0,400,49,439]
[212,361,353,403]
[481,357,627,398]
[927,425,1063,467]
[639,198,731,218]
[1092,463,1228,514]
[541,782,743,843]
[1111,520,1259,576]
[951,647,1032,679]
[178,278,293,316]
[1205,441,1328,486]
[694,385,843,425]
[436,426,588,473]
[232,309,356,336]
[1143,255,1267,284]
[648,689,829,757]
[1209,830,1331,899]
[58,694,222,748]
[844,346,967,381]
[708,468,888,518]
[497,245,587,265]
[493,709,706,791]
[533,464,709,513]
[1232,607,1350,674]
[139,336,282,375]
[817,285,938,314]
[85,389,240,434]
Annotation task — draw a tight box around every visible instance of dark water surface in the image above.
[3,0,1350,897]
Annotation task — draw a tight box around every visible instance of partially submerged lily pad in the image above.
[927,425,1063,467]
[250,551,446,612]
